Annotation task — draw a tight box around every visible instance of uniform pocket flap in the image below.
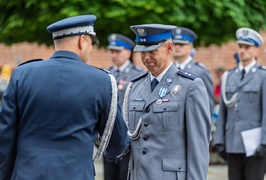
[226,86,238,93]
[162,158,186,172]
[153,102,178,112]
[243,85,259,92]
[129,102,145,111]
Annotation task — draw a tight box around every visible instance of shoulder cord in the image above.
[94,74,118,161]
[122,82,142,140]
[221,71,238,108]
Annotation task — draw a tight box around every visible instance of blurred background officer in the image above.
[0,15,129,180]
[172,27,214,114]
[123,24,211,180]
[107,33,145,108]
[0,64,12,104]
[104,33,144,180]
[214,27,266,180]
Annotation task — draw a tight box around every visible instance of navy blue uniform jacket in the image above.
[0,50,128,180]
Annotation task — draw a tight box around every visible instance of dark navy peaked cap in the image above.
[172,27,197,44]
[47,15,98,44]
[236,27,264,47]
[107,33,135,50]
[130,24,177,52]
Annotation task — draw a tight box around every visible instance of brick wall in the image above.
[1,31,266,87]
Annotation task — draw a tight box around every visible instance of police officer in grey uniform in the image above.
[107,33,145,107]
[104,34,145,180]
[172,27,214,114]
[214,27,266,180]
[123,24,211,180]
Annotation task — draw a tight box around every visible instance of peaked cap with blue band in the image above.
[107,33,135,50]
[130,24,177,52]
[47,15,98,44]
[172,27,198,44]
[236,27,264,47]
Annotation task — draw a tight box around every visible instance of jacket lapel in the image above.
[144,64,177,108]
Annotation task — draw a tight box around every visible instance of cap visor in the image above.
[107,45,124,50]
[133,43,163,52]
[237,40,255,46]
[172,39,191,44]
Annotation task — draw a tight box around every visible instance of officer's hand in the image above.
[214,144,227,161]
[254,144,266,157]
[94,134,101,149]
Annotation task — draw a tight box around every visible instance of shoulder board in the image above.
[195,62,206,68]
[258,66,266,71]
[18,59,43,66]
[177,70,197,80]
[133,65,143,71]
[131,72,149,82]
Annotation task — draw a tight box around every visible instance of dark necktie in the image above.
[241,69,246,81]
[151,78,159,92]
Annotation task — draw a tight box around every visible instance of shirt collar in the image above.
[175,56,192,70]
[239,60,256,74]
[114,60,130,72]
[150,62,172,82]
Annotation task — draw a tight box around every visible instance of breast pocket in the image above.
[129,101,145,130]
[242,85,260,103]
[226,85,238,99]
[162,158,186,180]
[153,102,179,131]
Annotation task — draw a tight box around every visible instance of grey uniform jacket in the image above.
[182,59,214,114]
[126,64,211,180]
[108,62,145,107]
[214,64,266,153]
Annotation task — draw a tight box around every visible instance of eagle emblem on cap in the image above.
[175,28,182,34]
[110,34,116,40]
[243,30,249,37]
[137,28,147,37]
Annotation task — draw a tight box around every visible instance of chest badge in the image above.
[172,84,181,94]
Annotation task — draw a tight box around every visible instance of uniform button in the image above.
[142,150,147,154]
[144,122,149,127]
[145,107,150,113]
[178,165,182,170]
[164,107,167,110]
[143,135,149,140]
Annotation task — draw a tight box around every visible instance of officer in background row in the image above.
[123,24,211,180]
[171,27,214,114]
[0,15,129,180]
[107,33,145,107]
[104,34,145,180]
[214,27,266,180]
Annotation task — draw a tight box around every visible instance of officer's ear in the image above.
[166,41,173,55]
[78,35,92,50]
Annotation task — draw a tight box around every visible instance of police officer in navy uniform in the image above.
[172,27,214,114]
[214,27,266,180]
[0,15,129,180]
[123,24,211,180]
[104,34,145,180]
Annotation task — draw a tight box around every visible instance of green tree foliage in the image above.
[0,0,265,47]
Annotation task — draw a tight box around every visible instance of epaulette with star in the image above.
[195,62,206,68]
[177,70,197,80]
[18,59,43,66]
[131,72,149,82]
[259,66,266,71]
